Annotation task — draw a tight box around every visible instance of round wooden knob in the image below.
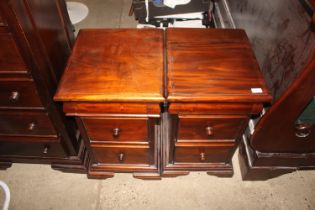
[118,152,124,162]
[205,126,213,136]
[112,128,120,137]
[28,122,36,131]
[43,145,49,154]
[200,152,206,161]
[9,91,20,103]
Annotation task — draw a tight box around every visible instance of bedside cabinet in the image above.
[162,29,272,177]
[54,29,164,179]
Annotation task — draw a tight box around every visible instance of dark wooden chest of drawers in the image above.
[0,0,84,170]
[55,28,271,179]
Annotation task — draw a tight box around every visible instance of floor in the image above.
[0,0,314,209]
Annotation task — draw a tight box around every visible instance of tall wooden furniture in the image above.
[55,28,271,179]
[226,0,315,180]
[0,0,86,171]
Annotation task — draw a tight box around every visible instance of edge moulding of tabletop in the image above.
[54,28,272,180]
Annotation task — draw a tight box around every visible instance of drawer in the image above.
[0,80,43,108]
[0,140,67,158]
[82,117,154,143]
[0,15,6,26]
[177,115,248,141]
[174,145,234,163]
[0,111,57,136]
[91,145,151,165]
[0,32,28,73]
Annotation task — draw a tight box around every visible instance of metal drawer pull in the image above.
[205,126,213,136]
[43,145,49,154]
[295,124,312,138]
[28,122,36,131]
[9,91,20,102]
[112,128,120,137]
[118,152,124,162]
[200,152,206,161]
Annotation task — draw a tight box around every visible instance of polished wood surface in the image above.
[169,103,263,115]
[174,145,234,163]
[82,117,150,143]
[0,110,57,137]
[0,79,43,109]
[63,102,161,115]
[55,29,164,102]
[177,115,247,141]
[0,32,28,73]
[55,28,271,179]
[166,28,271,103]
[91,146,151,165]
[0,0,83,170]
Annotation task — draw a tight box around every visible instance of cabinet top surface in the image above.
[166,28,271,103]
[54,29,164,102]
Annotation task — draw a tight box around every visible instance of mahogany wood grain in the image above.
[91,146,151,165]
[0,140,66,157]
[0,31,28,74]
[0,0,80,169]
[0,110,57,137]
[0,13,5,26]
[24,0,73,81]
[177,115,248,141]
[169,103,263,115]
[166,28,271,103]
[54,29,165,102]
[174,145,234,163]
[63,102,161,115]
[0,79,43,109]
[81,117,150,143]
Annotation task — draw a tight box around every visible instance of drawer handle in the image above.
[295,123,312,138]
[200,152,206,161]
[43,145,49,154]
[118,152,124,162]
[9,91,20,103]
[28,122,36,131]
[205,126,213,136]
[112,128,120,137]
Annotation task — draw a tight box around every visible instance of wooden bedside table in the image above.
[54,29,164,179]
[162,28,272,177]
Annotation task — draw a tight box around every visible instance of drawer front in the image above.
[0,140,67,157]
[178,116,247,141]
[82,117,153,143]
[0,14,6,26]
[0,33,28,73]
[174,146,234,163]
[0,111,57,136]
[91,146,151,165]
[0,80,43,108]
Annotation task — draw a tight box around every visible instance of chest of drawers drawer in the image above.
[177,115,248,142]
[0,111,57,137]
[91,145,151,165]
[82,117,153,143]
[0,32,28,74]
[0,80,43,109]
[174,144,235,164]
[0,140,67,158]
